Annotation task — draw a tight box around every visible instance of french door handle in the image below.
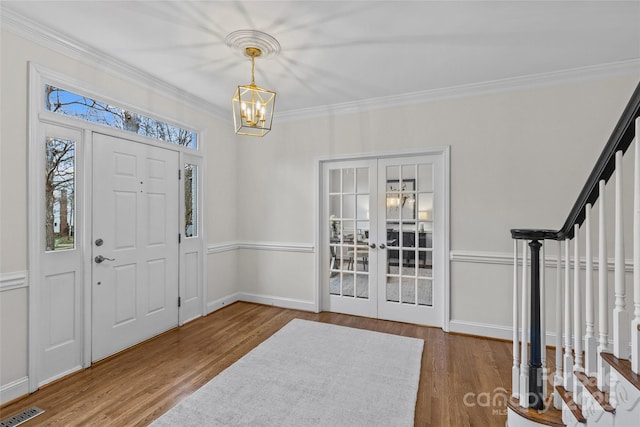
[379,243,386,249]
[369,243,376,249]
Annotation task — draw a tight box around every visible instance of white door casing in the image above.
[28,64,206,392]
[91,133,179,362]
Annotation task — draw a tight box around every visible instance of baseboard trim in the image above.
[206,292,315,314]
[0,376,29,406]
[206,293,241,314]
[238,292,316,312]
[449,320,514,341]
[0,271,28,292]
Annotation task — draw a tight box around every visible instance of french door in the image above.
[322,154,446,327]
[91,133,179,361]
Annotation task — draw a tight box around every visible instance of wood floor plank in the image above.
[1,302,516,426]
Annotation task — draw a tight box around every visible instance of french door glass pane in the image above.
[45,137,75,251]
[328,166,370,299]
[417,279,433,306]
[385,162,433,306]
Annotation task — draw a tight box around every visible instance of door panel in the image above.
[92,133,179,361]
[378,156,441,326]
[179,154,204,324]
[324,160,378,318]
[39,123,84,386]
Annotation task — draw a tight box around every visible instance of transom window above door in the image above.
[44,84,197,149]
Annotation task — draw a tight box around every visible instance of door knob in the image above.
[369,243,376,249]
[95,255,115,263]
[379,243,386,249]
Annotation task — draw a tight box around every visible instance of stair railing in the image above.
[510,81,640,411]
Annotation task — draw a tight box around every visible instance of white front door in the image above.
[92,133,179,361]
[322,154,446,327]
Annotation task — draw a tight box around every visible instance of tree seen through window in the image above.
[45,85,197,148]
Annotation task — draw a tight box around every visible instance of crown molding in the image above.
[3,4,639,124]
[277,59,640,122]
[0,5,228,120]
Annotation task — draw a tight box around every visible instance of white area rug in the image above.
[150,319,424,427]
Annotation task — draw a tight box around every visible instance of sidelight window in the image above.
[184,164,198,237]
[45,137,75,251]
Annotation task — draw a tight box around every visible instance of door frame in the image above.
[315,148,450,330]
[315,146,451,332]
[27,63,206,391]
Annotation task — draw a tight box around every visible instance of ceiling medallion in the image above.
[225,30,281,59]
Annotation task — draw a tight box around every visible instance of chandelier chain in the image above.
[251,55,256,86]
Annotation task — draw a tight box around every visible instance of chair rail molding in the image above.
[208,241,315,255]
[450,249,632,272]
[0,271,28,292]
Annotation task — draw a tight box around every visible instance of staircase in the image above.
[507,81,640,427]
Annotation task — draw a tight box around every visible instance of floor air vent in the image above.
[0,407,44,427]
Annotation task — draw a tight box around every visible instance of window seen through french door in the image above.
[322,154,446,327]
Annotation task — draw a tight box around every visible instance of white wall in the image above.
[0,28,237,402]
[234,75,639,334]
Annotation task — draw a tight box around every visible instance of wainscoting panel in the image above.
[0,271,29,405]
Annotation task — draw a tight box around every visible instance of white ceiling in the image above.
[3,1,640,118]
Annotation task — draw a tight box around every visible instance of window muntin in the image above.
[45,137,75,251]
[45,85,197,149]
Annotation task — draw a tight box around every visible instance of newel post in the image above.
[512,229,554,410]
[528,239,544,409]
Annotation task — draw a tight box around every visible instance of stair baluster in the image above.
[554,240,564,409]
[520,240,530,407]
[564,238,574,392]
[585,204,597,378]
[633,121,640,373]
[541,242,548,399]
[613,151,630,360]
[573,224,585,403]
[597,180,610,392]
[512,239,521,398]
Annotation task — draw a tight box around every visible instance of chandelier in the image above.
[226,30,280,137]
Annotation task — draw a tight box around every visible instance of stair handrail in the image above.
[512,80,640,241]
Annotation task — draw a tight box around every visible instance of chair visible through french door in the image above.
[346,244,369,271]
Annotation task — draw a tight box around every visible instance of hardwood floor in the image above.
[1,302,516,426]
